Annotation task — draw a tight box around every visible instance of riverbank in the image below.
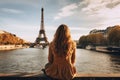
[0,45,29,51]
[85,45,120,54]
[95,46,120,54]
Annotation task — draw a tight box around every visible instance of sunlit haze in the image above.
[0,0,120,42]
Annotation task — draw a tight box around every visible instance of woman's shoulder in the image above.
[49,42,54,45]
[72,41,76,48]
[49,42,55,48]
[70,40,76,45]
[68,40,76,48]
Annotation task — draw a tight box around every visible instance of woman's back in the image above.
[45,24,76,80]
[51,41,75,63]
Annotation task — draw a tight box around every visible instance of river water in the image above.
[0,48,120,74]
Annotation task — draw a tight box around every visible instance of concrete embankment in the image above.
[0,73,120,80]
[0,45,29,51]
[85,45,120,53]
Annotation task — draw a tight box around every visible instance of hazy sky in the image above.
[0,0,120,42]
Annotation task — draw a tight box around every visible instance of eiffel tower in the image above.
[35,8,49,48]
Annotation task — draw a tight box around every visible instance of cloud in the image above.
[57,0,69,6]
[81,0,120,17]
[80,0,120,27]
[1,8,23,14]
[46,25,57,31]
[106,0,120,8]
[54,3,78,20]
[0,0,40,8]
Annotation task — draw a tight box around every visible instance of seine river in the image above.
[0,48,120,74]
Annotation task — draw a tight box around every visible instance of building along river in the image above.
[0,48,120,75]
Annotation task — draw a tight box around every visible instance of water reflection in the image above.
[109,55,120,73]
[0,48,120,74]
[75,49,113,73]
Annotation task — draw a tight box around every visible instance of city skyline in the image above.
[0,0,120,42]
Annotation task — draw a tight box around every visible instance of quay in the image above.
[85,45,120,54]
[0,73,120,80]
[0,45,29,51]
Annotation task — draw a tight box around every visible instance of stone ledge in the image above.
[0,73,120,80]
[0,77,119,80]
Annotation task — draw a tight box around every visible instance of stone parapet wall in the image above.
[0,45,24,51]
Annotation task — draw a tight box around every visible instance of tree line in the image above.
[78,25,120,48]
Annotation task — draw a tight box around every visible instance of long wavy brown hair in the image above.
[51,24,75,56]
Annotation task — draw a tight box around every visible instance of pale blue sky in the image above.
[0,0,120,42]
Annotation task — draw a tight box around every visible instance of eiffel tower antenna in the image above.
[41,0,44,7]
